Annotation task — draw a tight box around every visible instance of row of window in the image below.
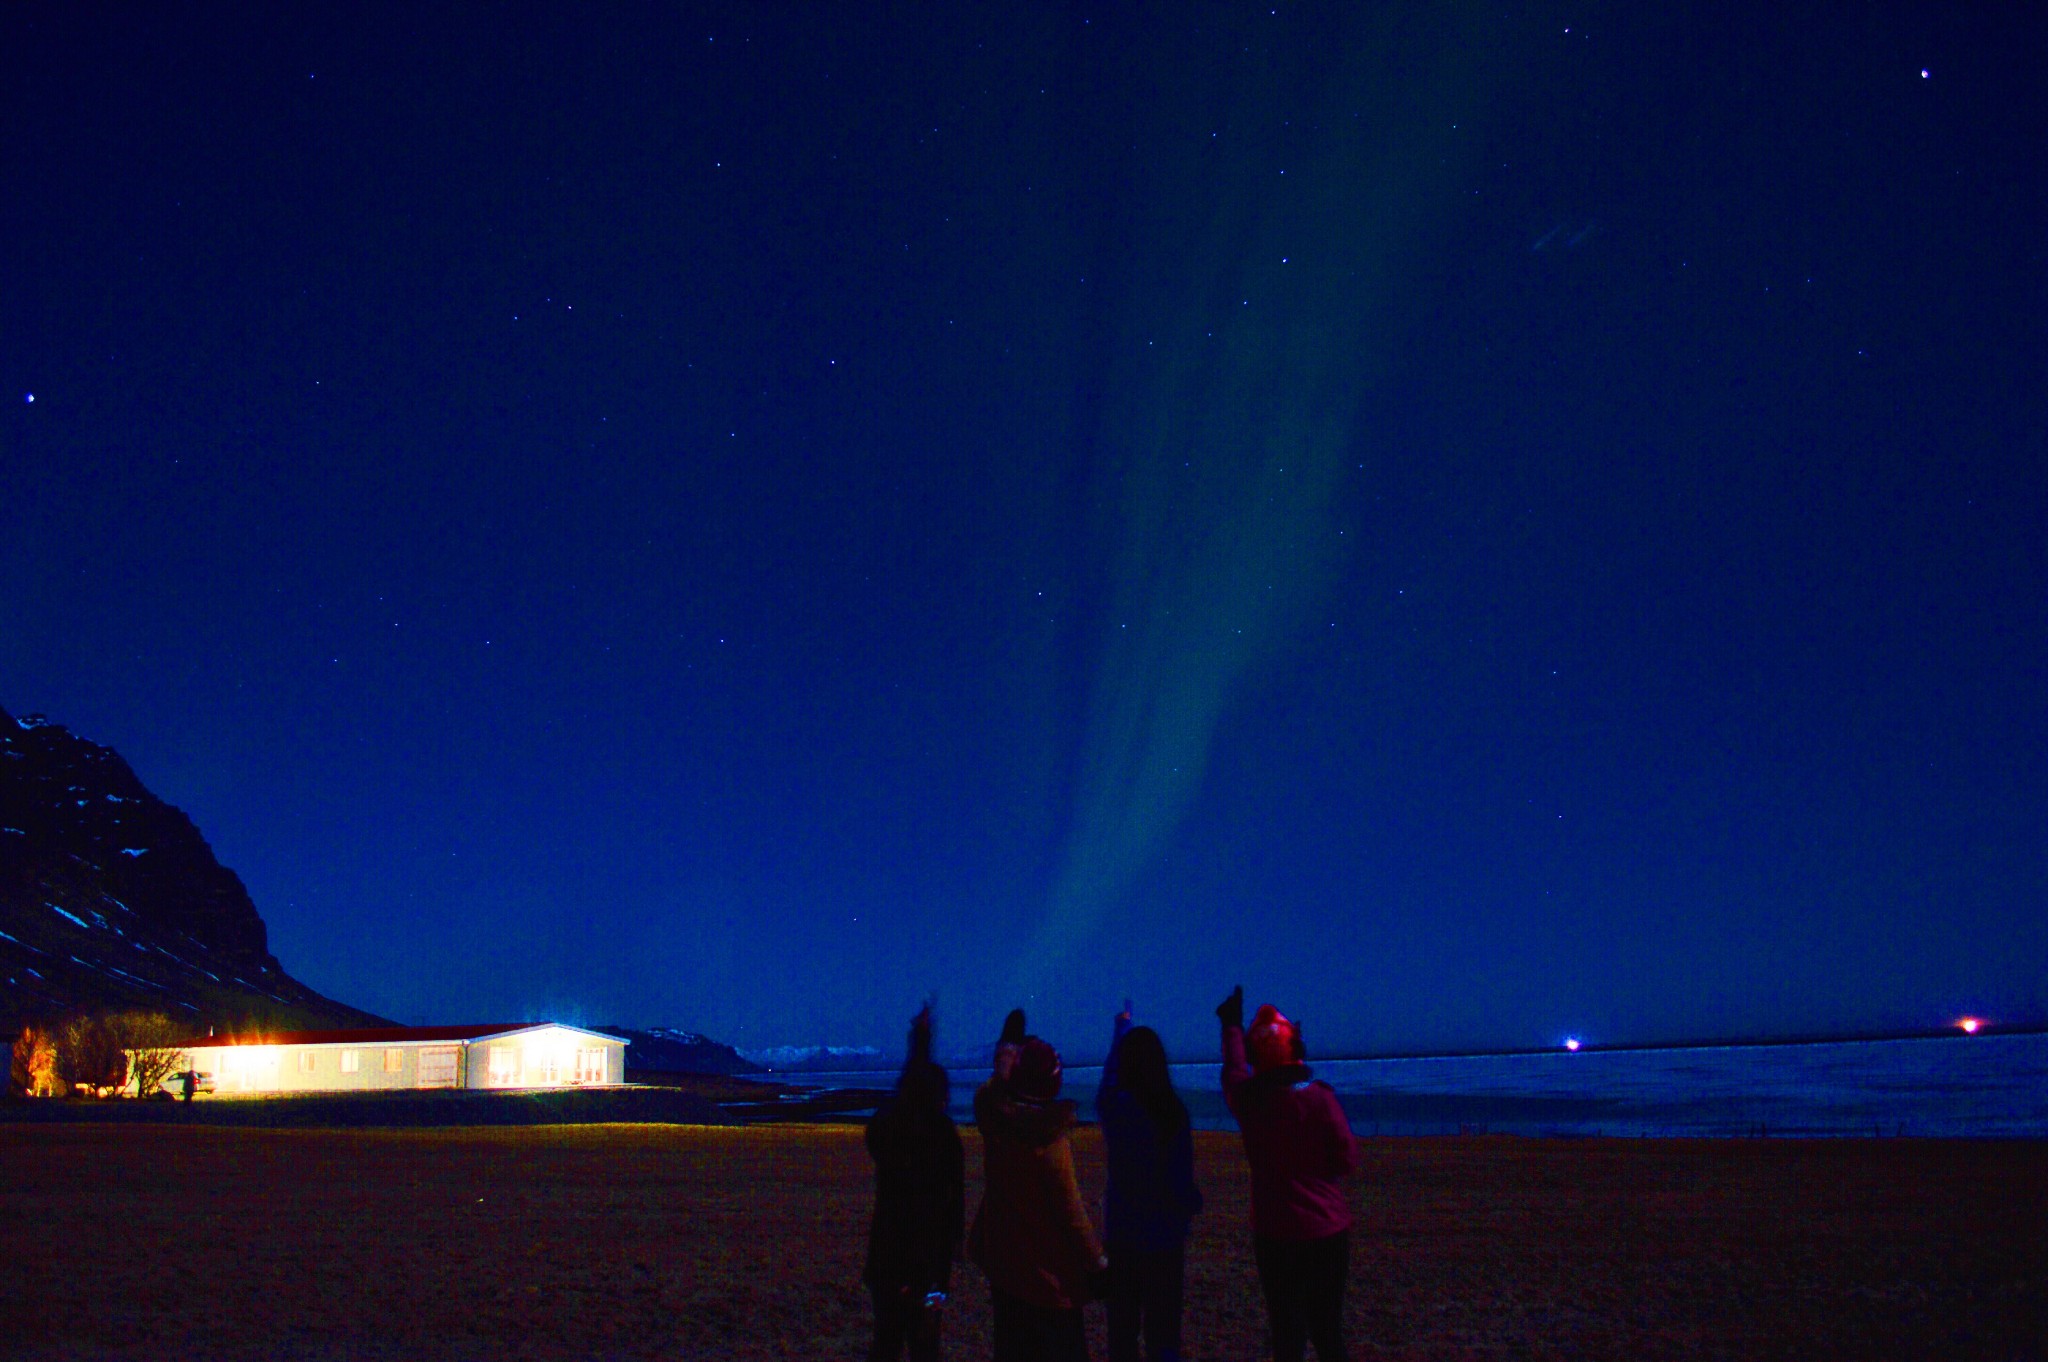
[273,1045,610,1082]
[486,1046,609,1084]
[295,1048,408,1074]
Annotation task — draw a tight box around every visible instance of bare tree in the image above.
[115,1012,191,1097]
[56,1014,126,1095]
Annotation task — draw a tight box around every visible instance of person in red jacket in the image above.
[1217,985,1360,1362]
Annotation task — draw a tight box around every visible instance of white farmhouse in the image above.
[163,1023,629,1095]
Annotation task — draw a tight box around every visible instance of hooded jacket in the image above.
[1222,1023,1359,1241]
[970,1081,1104,1311]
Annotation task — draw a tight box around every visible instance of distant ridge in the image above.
[739,1043,890,1073]
[0,704,385,1036]
[1315,1021,2048,1066]
[595,1025,760,1076]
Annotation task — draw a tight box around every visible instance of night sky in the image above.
[5,4,2043,1061]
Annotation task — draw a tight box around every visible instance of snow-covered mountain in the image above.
[0,705,383,1036]
[594,1024,759,1075]
[738,1043,891,1073]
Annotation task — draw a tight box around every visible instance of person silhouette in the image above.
[1096,999,1202,1362]
[863,1003,964,1362]
[971,1029,1106,1362]
[1217,985,1359,1361]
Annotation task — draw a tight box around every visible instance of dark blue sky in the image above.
[4,4,2043,1061]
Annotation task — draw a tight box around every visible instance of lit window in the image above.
[384,1048,404,1073]
[297,1051,317,1073]
[341,1050,359,1074]
[575,1048,606,1083]
[489,1046,517,1084]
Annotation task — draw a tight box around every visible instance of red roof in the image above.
[183,1023,623,1049]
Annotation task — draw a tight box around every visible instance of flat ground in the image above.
[2,1123,2043,1360]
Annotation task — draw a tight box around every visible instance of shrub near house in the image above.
[116,1013,189,1097]
[6,1011,189,1098]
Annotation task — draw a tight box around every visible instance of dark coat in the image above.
[1095,1016,1203,1251]
[863,1087,966,1294]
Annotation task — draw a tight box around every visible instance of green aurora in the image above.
[1015,11,1515,1001]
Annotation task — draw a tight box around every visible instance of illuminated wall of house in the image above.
[172,1025,626,1096]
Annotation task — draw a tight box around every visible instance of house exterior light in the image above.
[155,1023,628,1097]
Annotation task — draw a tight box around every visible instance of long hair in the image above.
[1117,1026,1187,1139]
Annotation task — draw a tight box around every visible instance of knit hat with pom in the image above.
[1246,1004,1302,1071]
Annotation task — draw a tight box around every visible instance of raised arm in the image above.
[992,1007,1028,1084]
[1096,999,1134,1113]
[908,1002,934,1066]
[1217,985,1250,1106]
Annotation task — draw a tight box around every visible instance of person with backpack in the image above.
[864,1003,965,1362]
[1217,985,1360,1362]
[1095,1000,1203,1362]
[971,1029,1106,1361]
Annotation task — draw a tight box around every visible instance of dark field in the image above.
[3,1122,2043,1360]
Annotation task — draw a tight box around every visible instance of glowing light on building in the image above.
[1564,1037,1581,1052]
[1958,1017,1982,1035]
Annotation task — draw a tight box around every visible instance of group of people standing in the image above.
[861,988,1360,1362]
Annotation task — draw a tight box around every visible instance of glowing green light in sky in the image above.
[1015,12,1501,999]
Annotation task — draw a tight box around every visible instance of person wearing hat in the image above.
[1217,985,1360,1362]
[970,1028,1107,1361]
[863,1002,964,1362]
